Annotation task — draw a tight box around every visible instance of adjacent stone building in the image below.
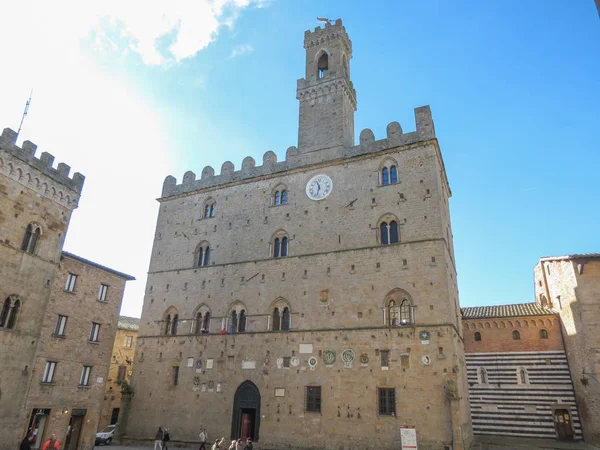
[99,316,140,430]
[124,19,472,450]
[462,303,582,440]
[534,254,600,445]
[0,129,134,450]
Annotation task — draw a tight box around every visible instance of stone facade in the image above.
[99,316,140,430]
[0,128,134,450]
[0,129,84,449]
[534,255,600,445]
[462,304,582,440]
[125,20,472,450]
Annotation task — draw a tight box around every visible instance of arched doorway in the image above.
[553,409,574,439]
[231,381,261,442]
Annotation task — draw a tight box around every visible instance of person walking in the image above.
[41,434,60,450]
[243,438,253,450]
[154,427,164,450]
[199,428,208,450]
[162,428,171,450]
[227,439,237,450]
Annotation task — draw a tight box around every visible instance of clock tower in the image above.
[297,19,356,153]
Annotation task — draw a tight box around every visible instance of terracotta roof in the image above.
[61,251,136,280]
[118,316,140,331]
[540,253,600,262]
[461,303,553,320]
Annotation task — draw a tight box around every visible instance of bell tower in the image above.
[297,19,357,153]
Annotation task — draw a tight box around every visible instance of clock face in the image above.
[306,174,333,200]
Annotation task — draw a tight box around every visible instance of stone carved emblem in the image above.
[360,353,369,365]
[193,376,201,386]
[308,357,318,370]
[341,349,355,368]
[323,350,336,366]
[421,355,432,366]
[291,356,300,367]
[276,358,284,369]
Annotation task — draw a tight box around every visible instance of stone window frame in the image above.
[383,288,414,326]
[377,387,396,416]
[202,197,216,219]
[316,49,329,79]
[164,306,179,336]
[268,297,291,331]
[377,213,400,246]
[478,367,488,384]
[305,385,322,413]
[271,183,288,207]
[195,241,211,267]
[79,365,92,387]
[539,329,549,339]
[517,367,529,385]
[65,273,78,292]
[270,229,289,258]
[54,314,68,337]
[42,361,57,384]
[227,301,248,334]
[21,222,42,254]
[192,303,212,334]
[378,157,400,187]
[0,295,21,330]
[512,330,521,340]
[474,331,482,342]
[89,322,101,342]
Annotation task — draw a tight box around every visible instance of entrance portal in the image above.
[231,381,260,442]
[553,409,574,440]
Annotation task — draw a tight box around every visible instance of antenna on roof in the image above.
[16,89,33,143]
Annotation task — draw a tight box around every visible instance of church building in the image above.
[125,19,472,450]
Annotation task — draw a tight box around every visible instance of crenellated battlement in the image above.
[304,18,351,53]
[0,127,85,193]
[161,106,436,199]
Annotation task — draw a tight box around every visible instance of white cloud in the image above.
[0,0,270,316]
[230,43,254,58]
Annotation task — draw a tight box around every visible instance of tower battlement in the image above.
[303,18,352,52]
[161,106,437,198]
[0,127,85,193]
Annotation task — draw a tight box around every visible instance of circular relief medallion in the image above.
[341,349,355,368]
[308,357,318,368]
[291,356,300,367]
[323,350,336,366]
[421,355,432,366]
[360,353,369,365]
[420,331,430,341]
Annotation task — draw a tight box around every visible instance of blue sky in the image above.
[1,1,598,316]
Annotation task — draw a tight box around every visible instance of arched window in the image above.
[281,307,290,331]
[540,329,548,339]
[474,332,482,341]
[512,330,521,340]
[478,367,488,384]
[380,159,400,186]
[230,310,238,334]
[195,312,203,334]
[0,298,12,328]
[196,242,211,267]
[517,368,528,384]
[171,314,179,335]
[7,299,20,329]
[400,299,411,325]
[272,231,289,258]
[390,166,398,184]
[270,298,291,331]
[388,300,399,326]
[380,220,399,245]
[164,315,171,335]
[384,290,413,326]
[281,190,287,205]
[274,191,281,206]
[21,223,41,254]
[238,310,246,332]
[317,52,328,79]
[203,312,211,332]
[382,167,389,186]
[203,199,216,218]
[272,308,280,331]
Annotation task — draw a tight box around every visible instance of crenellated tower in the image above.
[297,19,356,153]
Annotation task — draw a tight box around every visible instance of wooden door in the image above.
[553,409,573,440]
[65,415,84,450]
[241,412,253,440]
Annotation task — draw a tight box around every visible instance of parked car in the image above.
[95,424,116,445]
